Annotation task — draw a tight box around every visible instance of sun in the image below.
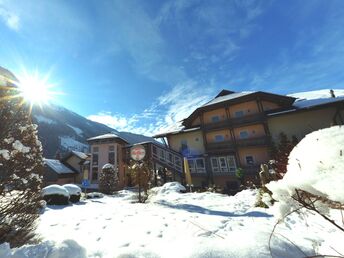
[18,70,55,107]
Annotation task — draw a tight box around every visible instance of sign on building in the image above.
[130,144,146,161]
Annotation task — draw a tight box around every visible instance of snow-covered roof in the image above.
[87,133,128,143]
[201,92,254,107]
[44,159,76,174]
[269,96,344,116]
[154,127,201,138]
[71,150,89,160]
[288,89,344,100]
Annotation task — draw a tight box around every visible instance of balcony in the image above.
[206,140,236,153]
[229,113,266,126]
[202,113,266,131]
[236,136,270,147]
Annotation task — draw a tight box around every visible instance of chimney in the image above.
[330,89,336,98]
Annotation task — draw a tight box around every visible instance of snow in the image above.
[267,126,344,218]
[4,183,334,257]
[149,182,186,197]
[34,115,57,125]
[0,149,10,160]
[67,124,84,136]
[63,184,82,196]
[288,89,344,100]
[102,163,114,170]
[12,140,30,153]
[87,133,125,142]
[44,159,75,174]
[71,151,88,160]
[42,185,70,197]
[59,136,89,153]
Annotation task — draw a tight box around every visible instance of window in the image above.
[180,140,188,153]
[211,116,220,123]
[167,153,173,165]
[188,159,196,173]
[187,158,206,173]
[92,153,98,166]
[92,146,99,153]
[246,156,254,165]
[158,148,165,161]
[211,156,236,173]
[239,131,249,139]
[211,157,220,173]
[214,135,225,142]
[108,146,115,164]
[227,156,237,173]
[235,110,244,117]
[92,167,98,181]
[219,157,227,172]
[152,145,158,158]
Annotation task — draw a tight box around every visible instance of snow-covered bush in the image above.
[99,164,118,194]
[149,182,186,196]
[86,192,104,199]
[267,126,344,221]
[63,184,81,203]
[42,185,70,205]
[0,79,44,247]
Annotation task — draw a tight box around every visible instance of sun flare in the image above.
[18,70,56,107]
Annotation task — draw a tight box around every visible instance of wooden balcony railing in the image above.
[236,136,270,147]
[202,113,266,131]
[206,140,236,152]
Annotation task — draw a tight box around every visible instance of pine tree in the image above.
[99,164,118,194]
[0,80,44,247]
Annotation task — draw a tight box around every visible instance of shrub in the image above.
[99,164,118,194]
[42,185,70,205]
[63,184,81,203]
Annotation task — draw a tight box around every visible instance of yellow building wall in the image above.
[261,101,281,111]
[206,129,232,143]
[238,147,269,166]
[229,101,259,117]
[167,130,205,155]
[203,108,227,124]
[268,107,337,142]
[233,124,265,139]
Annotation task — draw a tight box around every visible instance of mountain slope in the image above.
[32,104,157,158]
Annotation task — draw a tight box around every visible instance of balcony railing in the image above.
[236,136,270,147]
[202,113,266,131]
[206,140,236,152]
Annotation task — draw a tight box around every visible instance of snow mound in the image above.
[150,182,186,196]
[267,125,344,218]
[42,185,70,197]
[86,192,104,199]
[102,163,114,170]
[63,184,81,195]
[0,240,86,258]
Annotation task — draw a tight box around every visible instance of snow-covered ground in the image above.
[2,186,343,258]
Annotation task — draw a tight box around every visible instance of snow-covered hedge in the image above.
[267,126,344,218]
[42,185,69,205]
[149,182,186,197]
[86,192,104,199]
[63,184,82,203]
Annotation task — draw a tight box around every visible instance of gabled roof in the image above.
[62,150,89,162]
[87,133,129,144]
[44,159,76,174]
[183,91,295,127]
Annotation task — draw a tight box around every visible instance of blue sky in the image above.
[1,0,344,135]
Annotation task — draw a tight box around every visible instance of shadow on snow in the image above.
[156,200,272,218]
